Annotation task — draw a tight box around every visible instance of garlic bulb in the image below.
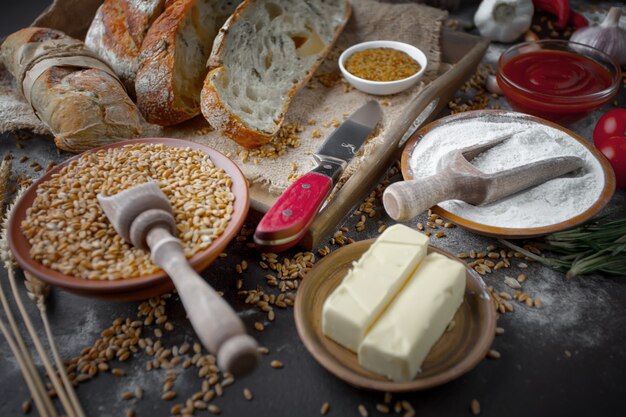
[571,7,626,65]
[474,0,534,43]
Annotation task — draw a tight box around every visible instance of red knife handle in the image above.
[254,172,333,252]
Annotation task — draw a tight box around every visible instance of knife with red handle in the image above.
[254,101,383,252]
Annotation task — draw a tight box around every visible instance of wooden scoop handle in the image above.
[383,172,459,221]
[146,227,258,376]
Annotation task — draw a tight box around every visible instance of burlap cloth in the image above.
[0,0,446,196]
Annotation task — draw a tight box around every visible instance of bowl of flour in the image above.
[402,111,616,238]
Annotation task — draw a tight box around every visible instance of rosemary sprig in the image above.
[499,217,626,278]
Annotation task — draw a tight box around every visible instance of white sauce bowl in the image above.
[339,40,428,96]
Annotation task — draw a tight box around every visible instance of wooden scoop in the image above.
[383,133,585,222]
[97,182,258,376]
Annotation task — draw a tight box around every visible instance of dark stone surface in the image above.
[1,1,625,417]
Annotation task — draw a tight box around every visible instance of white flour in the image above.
[407,115,605,228]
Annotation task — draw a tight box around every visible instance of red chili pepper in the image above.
[569,11,589,29]
[533,0,570,30]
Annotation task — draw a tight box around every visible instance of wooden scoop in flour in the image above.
[383,133,585,222]
[97,182,258,376]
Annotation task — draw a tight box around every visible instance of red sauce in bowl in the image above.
[502,50,612,97]
[497,45,620,123]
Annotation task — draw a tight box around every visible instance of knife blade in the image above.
[253,101,383,252]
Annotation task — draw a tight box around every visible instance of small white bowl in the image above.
[339,40,428,96]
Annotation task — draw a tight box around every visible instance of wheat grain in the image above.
[21,144,234,280]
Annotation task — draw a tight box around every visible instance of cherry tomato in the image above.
[597,138,626,188]
[594,109,626,188]
[593,108,626,149]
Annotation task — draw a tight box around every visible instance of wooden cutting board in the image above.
[251,30,489,250]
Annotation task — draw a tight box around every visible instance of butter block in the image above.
[358,252,466,382]
[322,224,429,352]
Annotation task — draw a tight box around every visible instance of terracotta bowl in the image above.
[8,138,250,301]
[401,110,616,239]
[294,240,496,392]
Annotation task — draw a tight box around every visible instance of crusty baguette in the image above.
[201,0,351,148]
[135,0,241,126]
[85,0,167,96]
[1,27,142,153]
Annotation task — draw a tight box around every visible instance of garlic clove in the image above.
[486,74,503,95]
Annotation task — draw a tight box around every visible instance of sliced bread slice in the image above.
[135,0,241,126]
[201,0,351,148]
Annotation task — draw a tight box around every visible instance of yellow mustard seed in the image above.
[345,48,421,82]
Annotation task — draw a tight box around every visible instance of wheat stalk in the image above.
[0,155,10,209]
[23,271,49,307]
[0,159,57,417]
[0,318,50,413]
[24,270,86,417]
[1,188,79,417]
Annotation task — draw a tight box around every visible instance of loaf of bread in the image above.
[201,0,351,148]
[85,0,166,96]
[135,0,241,126]
[1,27,143,153]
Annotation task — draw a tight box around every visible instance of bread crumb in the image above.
[315,72,343,88]
[237,122,302,162]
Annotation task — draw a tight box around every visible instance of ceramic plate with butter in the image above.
[401,110,615,239]
[294,239,496,392]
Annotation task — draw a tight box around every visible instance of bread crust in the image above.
[34,67,143,152]
[123,0,168,44]
[1,27,142,153]
[135,0,195,126]
[201,0,352,149]
[85,0,166,96]
[1,27,66,76]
